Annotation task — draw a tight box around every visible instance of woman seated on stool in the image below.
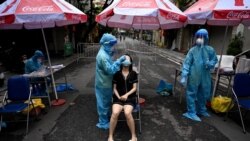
[108,54,138,141]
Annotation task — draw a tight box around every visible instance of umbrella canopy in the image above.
[0,0,87,105]
[95,0,187,30]
[184,0,250,26]
[0,0,87,29]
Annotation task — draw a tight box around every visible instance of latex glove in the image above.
[180,77,187,87]
[205,60,214,70]
[117,55,126,64]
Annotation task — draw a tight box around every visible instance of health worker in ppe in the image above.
[25,50,44,74]
[25,50,48,96]
[180,29,218,122]
[95,33,126,129]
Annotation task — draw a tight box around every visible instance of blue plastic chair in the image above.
[231,73,250,133]
[0,76,33,134]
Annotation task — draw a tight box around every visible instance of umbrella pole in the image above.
[212,25,229,98]
[41,27,66,106]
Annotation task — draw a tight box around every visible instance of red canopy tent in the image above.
[184,0,250,26]
[96,0,187,30]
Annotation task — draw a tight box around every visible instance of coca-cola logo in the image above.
[120,2,151,8]
[166,12,180,20]
[227,11,250,19]
[71,15,82,20]
[22,6,54,12]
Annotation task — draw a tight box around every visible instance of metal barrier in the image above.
[76,43,100,62]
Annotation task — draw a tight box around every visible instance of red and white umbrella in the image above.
[0,0,87,29]
[0,0,87,106]
[184,0,250,26]
[95,0,187,30]
[184,0,250,98]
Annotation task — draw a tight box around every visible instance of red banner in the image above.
[214,10,250,19]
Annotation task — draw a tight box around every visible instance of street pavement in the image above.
[0,37,250,141]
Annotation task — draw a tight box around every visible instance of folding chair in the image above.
[133,91,142,134]
[230,73,250,133]
[215,55,235,95]
[0,76,34,134]
[133,67,141,134]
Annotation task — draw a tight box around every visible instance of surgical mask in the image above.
[122,60,131,66]
[37,59,42,64]
[23,59,27,64]
[196,38,204,46]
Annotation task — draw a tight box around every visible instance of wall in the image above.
[52,27,67,54]
[243,26,250,52]
[208,26,233,55]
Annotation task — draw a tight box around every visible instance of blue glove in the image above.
[114,55,126,67]
[205,60,214,70]
[117,55,126,64]
[180,77,187,87]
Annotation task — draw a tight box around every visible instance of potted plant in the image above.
[227,32,244,56]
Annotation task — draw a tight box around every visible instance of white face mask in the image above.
[23,59,27,64]
[37,59,42,63]
[196,38,204,46]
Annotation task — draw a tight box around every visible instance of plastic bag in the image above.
[211,95,234,113]
[22,98,45,115]
[56,83,74,92]
[156,80,173,96]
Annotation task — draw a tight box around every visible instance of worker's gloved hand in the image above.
[117,55,126,64]
[205,60,214,70]
[180,76,187,88]
[114,55,126,67]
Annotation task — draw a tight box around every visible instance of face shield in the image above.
[100,33,118,56]
[108,40,117,46]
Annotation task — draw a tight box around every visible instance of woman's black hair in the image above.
[120,53,133,72]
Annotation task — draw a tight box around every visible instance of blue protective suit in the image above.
[95,33,125,129]
[181,29,218,121]
[25,50,44,74]
[25,50,46,96]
